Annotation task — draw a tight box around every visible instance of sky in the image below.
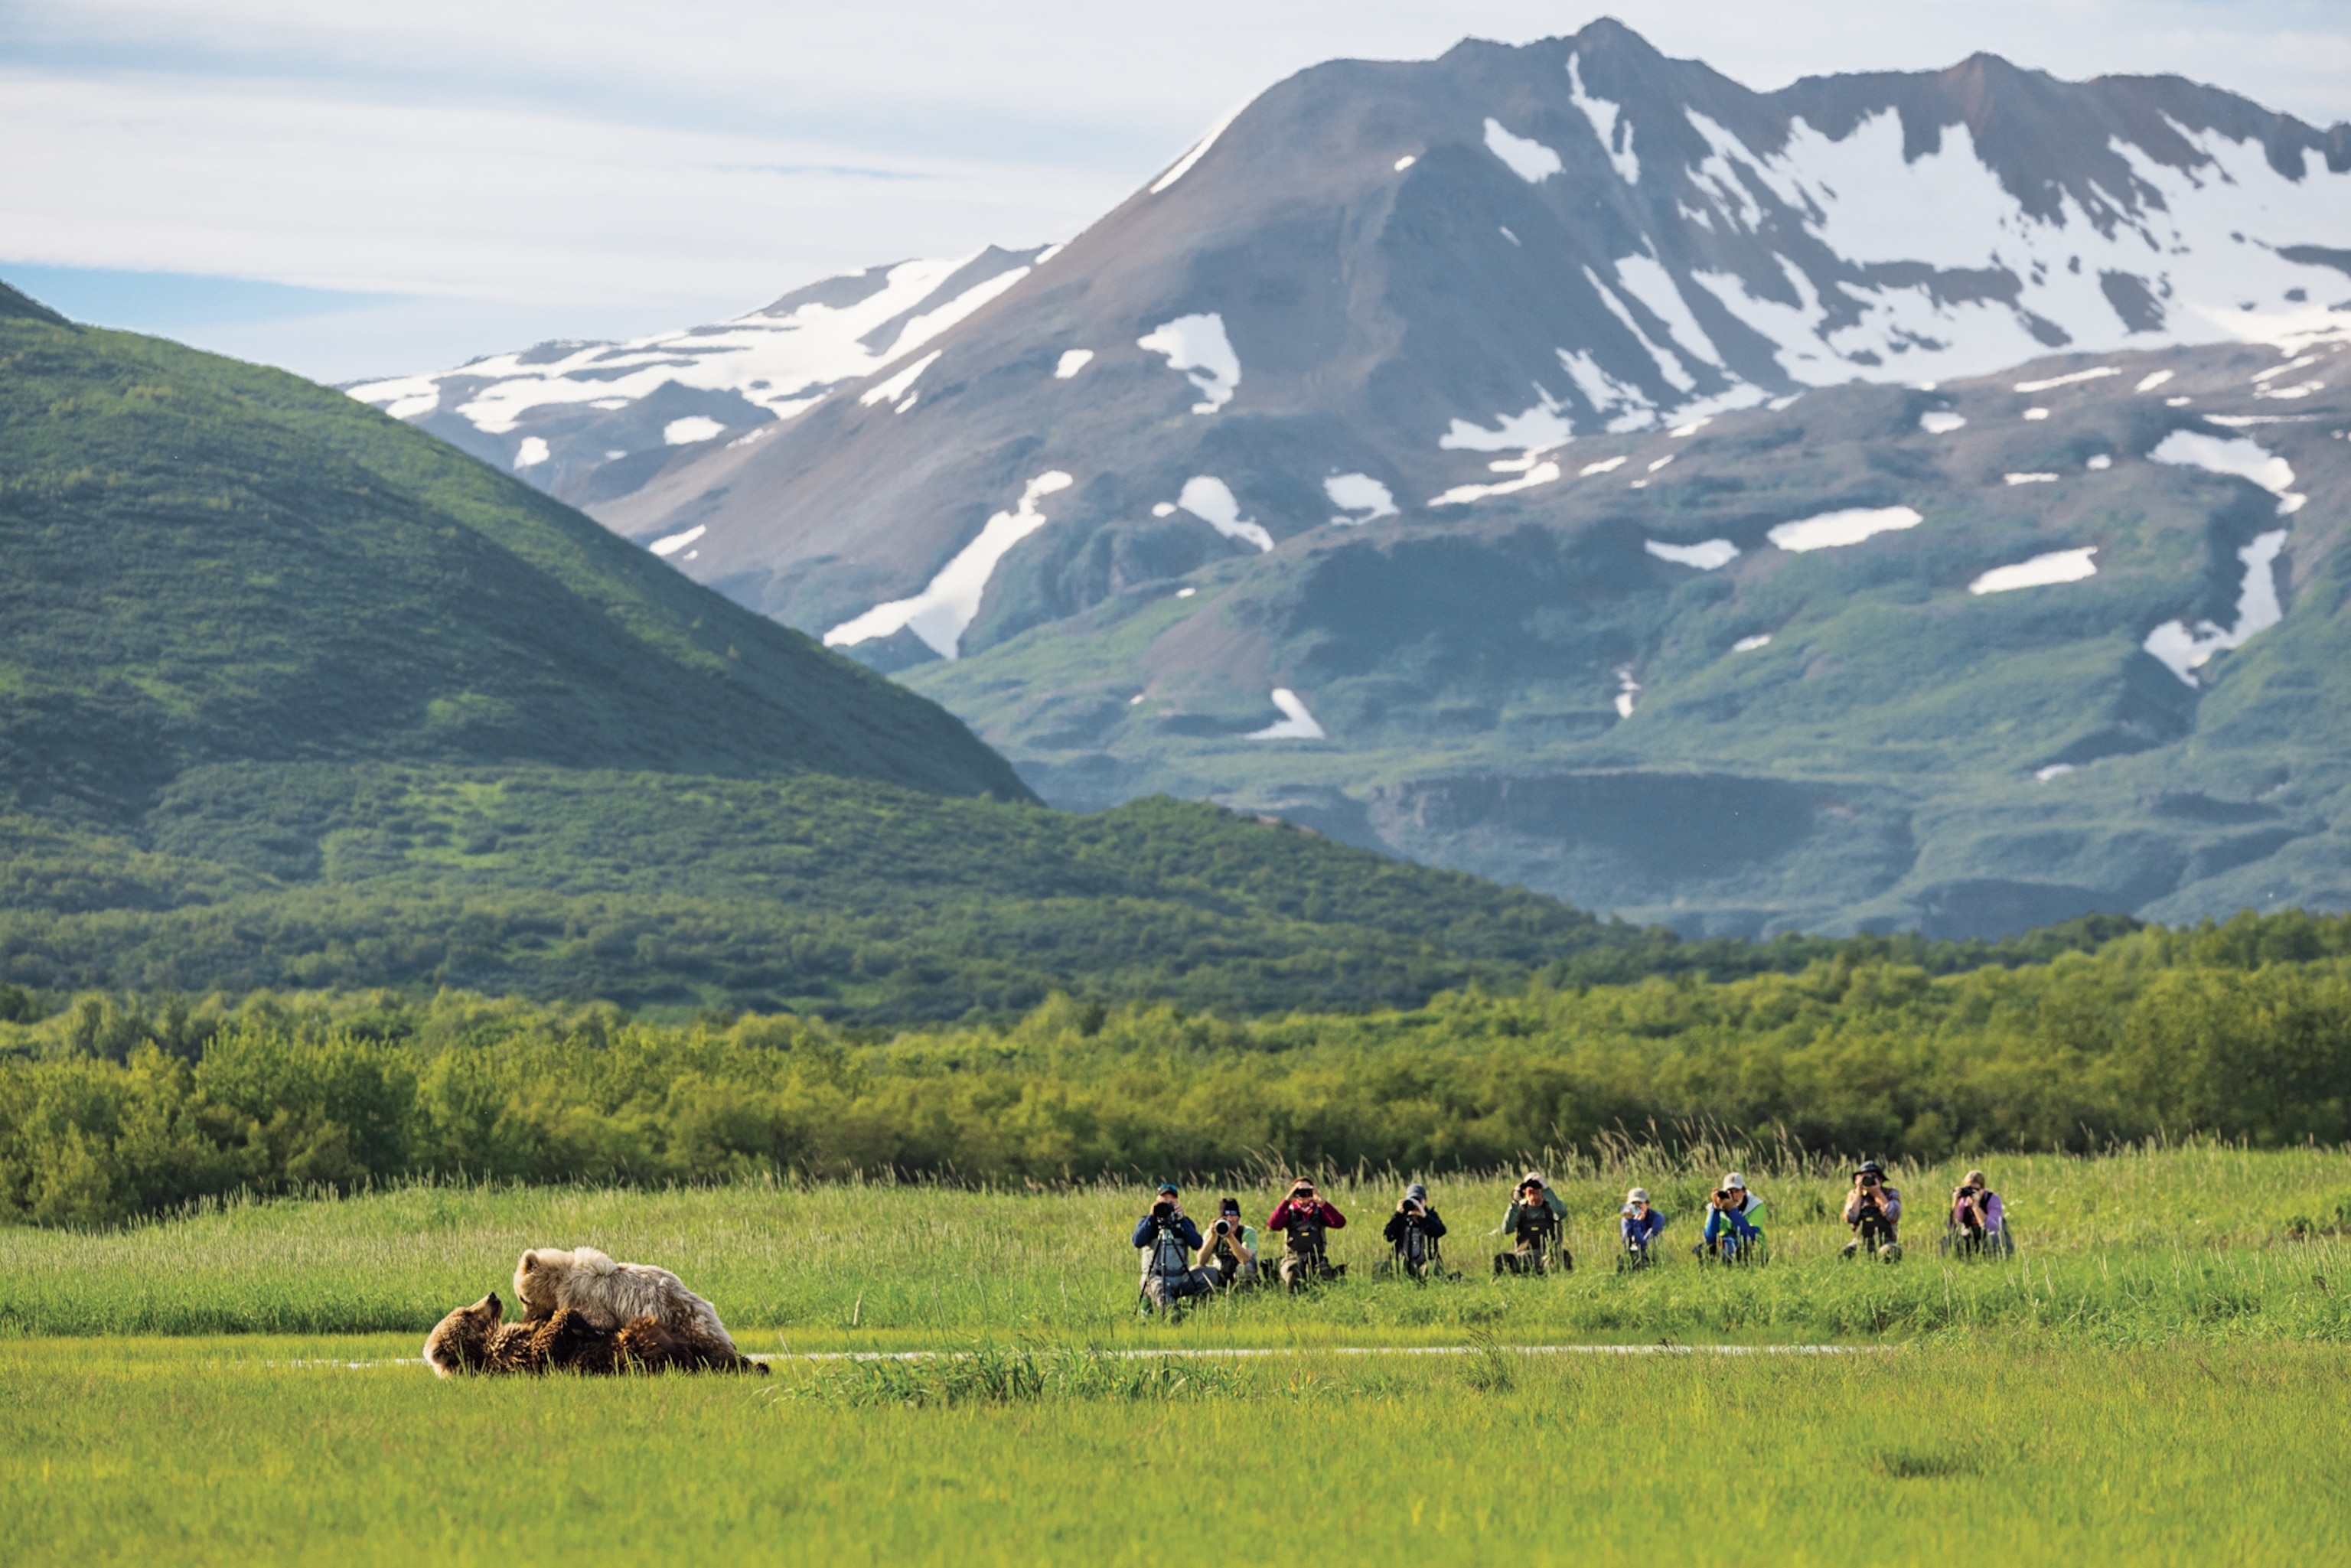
[6,1,2349,383]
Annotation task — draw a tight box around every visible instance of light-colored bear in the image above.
[513,1246,741,1360]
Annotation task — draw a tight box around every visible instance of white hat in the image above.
[1523,1170,1547,1187]
[1723,1172,1746,1190]
[1625,1188,1649,1205]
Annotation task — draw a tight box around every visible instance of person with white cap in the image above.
[1619,1187,1668,1268]
[1381,1182,1450,1280]
[1698,1172,1765,1263]
[1494,1170,1571,1275]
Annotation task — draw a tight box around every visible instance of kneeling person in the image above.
[1200,1196,1260,1287]
[1270,1178,1348,1289]
[1382,1183,1449,1280]
[1842,1160,1903,1260]
[1619,1188,1667,1266]
[1494,1172,1570,1275]
[1134,1183,1215,1311]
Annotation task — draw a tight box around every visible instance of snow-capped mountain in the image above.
[536,19,2351,653]
[354,20,2351,937]
[347,246,1045,507]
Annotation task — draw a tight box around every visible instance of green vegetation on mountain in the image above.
[4,908,2343,1225]
[0,293,1026,820]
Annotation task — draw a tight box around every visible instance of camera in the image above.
[1958,1185,1978,1200]
[1151,1200,1174,1221]
[1214,1219,1232,1236]
[1714,1189,1733,1205]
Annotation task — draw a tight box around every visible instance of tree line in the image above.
[2,909,2348,1226]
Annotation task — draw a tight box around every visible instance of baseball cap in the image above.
[1723,1172,1746,1190]
[1625,1188,1649,1205]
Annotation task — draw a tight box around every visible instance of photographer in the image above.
[1948,1168,2005,1257]
[1619,1188,1667,1266]
[1381,1182,1449,1280]
[1268,1177,1348,1289]
[1130,1182,1213,1312]
[1698,1173,1762,1262]
[1494,1171,1570,1275]
[1199,1196,1260,1287]
[1841,1160,1903,1260]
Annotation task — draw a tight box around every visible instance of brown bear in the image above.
[527,1307,765,1376]
[513,1246,742,1361]
[422,1292,540,1377]
[425,1293,766,1377]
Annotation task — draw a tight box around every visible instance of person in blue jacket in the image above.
[1698,1172,1764,1261]
[1132,1182,1213,1311]
[1619,1187,1667,1265]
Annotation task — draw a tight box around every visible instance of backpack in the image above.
[1284,1212,1328,1264]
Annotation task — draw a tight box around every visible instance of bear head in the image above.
[423,1292,506,1377]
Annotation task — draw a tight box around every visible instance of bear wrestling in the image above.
[423,1291,765,1377]
[514,1245,742,1360]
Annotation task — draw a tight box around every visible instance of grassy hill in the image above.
[0,282,1027,820]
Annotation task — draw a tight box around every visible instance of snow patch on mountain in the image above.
[1566,53,1639,184]
[1054,350,1094,380]
[823,471,1074,659]
[348,253,1030,445]
[1920,411,1967,434]
[1138,314,1241,412]
[663,417,723,445]
[1176,476,1274,553]
[2149,429,2297,507]
[513,436,549,468]
[1646,537,1740,569]
[1152,104,1246,194]
[1248,689,1326,740]
[860,350,942,409]
[1325,473,1398,524]
[1484,117,1564,183]
[1971,546,2098,594]
[1768,506,1924,552]
[1439,389,1573,453]
[650,523,705,558]
[2143,529,2291,684]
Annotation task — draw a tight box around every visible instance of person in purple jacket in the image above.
[1948,1169,2007,1257]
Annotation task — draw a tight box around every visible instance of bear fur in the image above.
[422,1291,539,1377]
[423,1292,765,1377]
[514,1246,740,1360]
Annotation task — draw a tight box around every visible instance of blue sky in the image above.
[6,0,2347,382]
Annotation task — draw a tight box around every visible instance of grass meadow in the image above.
[5,1146,2351,1563]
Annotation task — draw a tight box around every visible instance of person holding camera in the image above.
[1697,1172,1763,1263]
[1841,1160,1903,1260]
[1131,1182,1215,1311]
[1494,1170,1570,1275]
[1200,1195,1260,1286]
[1268,1177,1348,1289]
[1619,1187,1667,1267]
[1381,1182,1449,1280]
[1948,1169,2006,1257]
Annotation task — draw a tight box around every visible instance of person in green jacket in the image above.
[1493,1171,1570,1274]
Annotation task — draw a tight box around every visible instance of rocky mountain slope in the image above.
[353,21,2351,936]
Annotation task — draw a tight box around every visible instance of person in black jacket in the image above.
[1381,1182,1450,1280]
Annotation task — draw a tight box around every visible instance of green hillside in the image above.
[0,288,1027,819]
[905,341,2351,938]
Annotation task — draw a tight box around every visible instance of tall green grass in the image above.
[4,1145,2348,1345]
[3,1340,2347,1564]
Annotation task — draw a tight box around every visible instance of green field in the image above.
[6,1148,2351,1562]
[5,1146,2349,1345]
[6,1338,2349,1564]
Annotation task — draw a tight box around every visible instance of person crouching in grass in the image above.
[1200,1196,1260,1287]
[1494,1171,1569,1274]
[1269,1178,1347,1289]
[1841,1160,1903,1260]
[1133,1182,1215,1312]
[1381,1182,1449,1280]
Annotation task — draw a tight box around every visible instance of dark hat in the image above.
[1157,1181,1180,1195]
[1855,1159,1884,1175]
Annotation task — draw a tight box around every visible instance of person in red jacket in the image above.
[1267,1177,1348,1291]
